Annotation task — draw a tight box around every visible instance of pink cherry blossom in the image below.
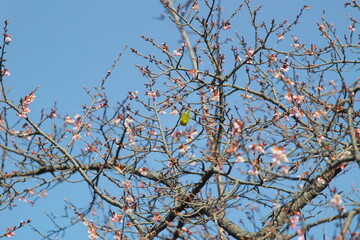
[248,169,259,175]
[114,232,123,240]
[179,144,190,154]
[280,63,290,72]
[330,194,342,206]
[5,36,12,43]
[284,92,304,104]
[232,119,244,136]
[317,177,326,185]
[122,180,131,190]
[125,196,134,204]
[290,214,299,229]
[271,146,288,165]
[38,190,47,198]
[245,48,254,58]
[147,91,157,99]
[248,143,265,154]
[273,71,284,79]
[2,68,10,76]
[354,129,360,141]
[129,91,138,99]
[211,91,220,102]
[281,166,289,174]
[72,133,81,140]
[170,109,179,115]
[191,2,199,10]
[277,33,284,41]
[297,229,305,240]
[124,117,134,127]
[5,227,15,238]
[173,50,182,56]
[290,107,305,118]
[223,22,231,30]
[139,167,148,176]
[64,115,75,124]
[236,155,245,163]
[188,69,198,77]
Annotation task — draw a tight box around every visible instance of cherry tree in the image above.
[1,0,360,239]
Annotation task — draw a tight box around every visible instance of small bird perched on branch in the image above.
[180,110,191,126]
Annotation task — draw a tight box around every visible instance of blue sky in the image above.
[2,1,174,115]
[1,0,358,239]
[2,0,353,114]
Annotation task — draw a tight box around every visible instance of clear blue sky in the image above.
[1,0,356,239]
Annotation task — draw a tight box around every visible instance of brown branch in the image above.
[259,159,353,239]
[146,167,216,239]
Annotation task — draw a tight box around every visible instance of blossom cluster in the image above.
[18,91,36,118]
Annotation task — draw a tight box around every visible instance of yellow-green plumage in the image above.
[180,110,191,126]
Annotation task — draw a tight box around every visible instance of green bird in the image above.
[179,110,191,126]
